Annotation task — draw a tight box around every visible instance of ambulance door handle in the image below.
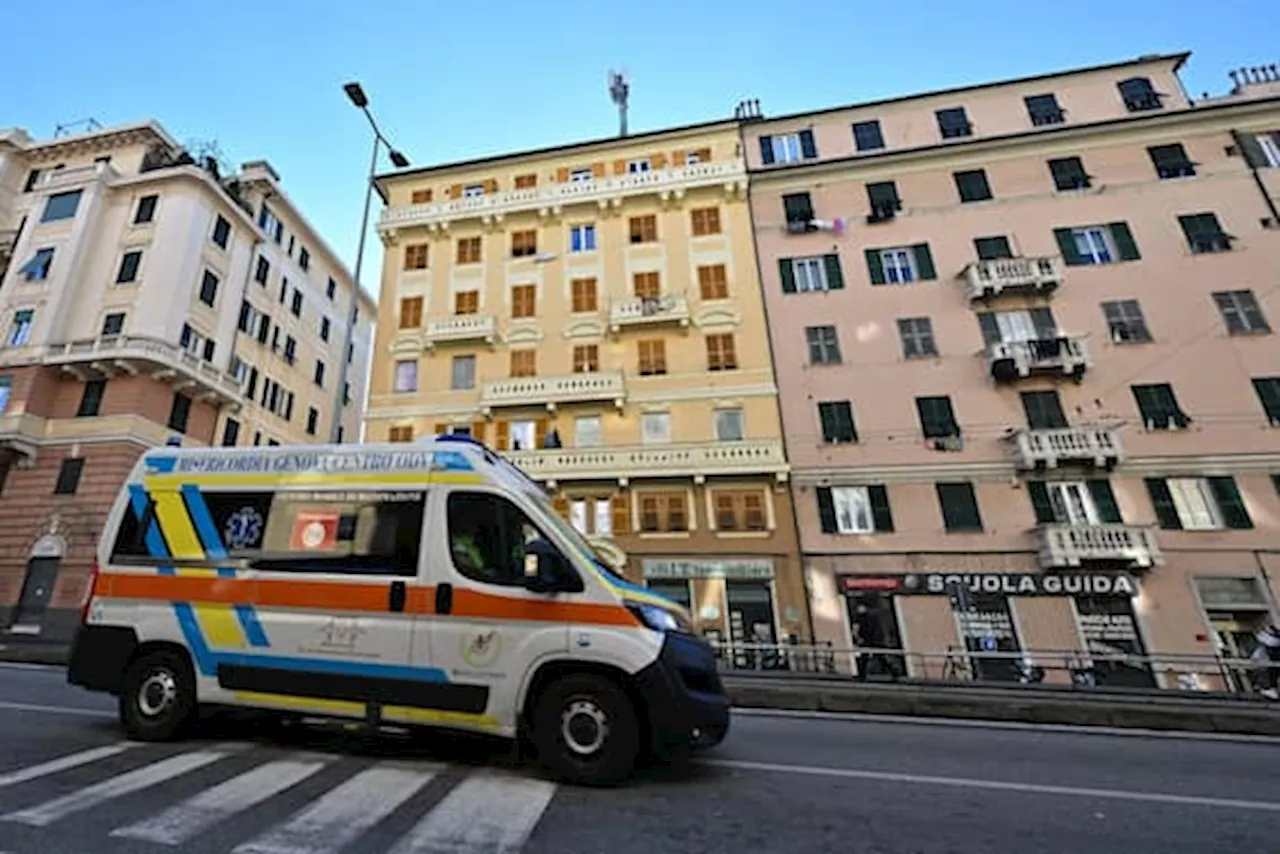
[389,581,407,613]
[436,583,453,615]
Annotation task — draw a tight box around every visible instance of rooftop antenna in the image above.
[608,69,630,137]
[53,117,104,139]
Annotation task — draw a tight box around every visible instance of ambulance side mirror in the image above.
[522,538,581,594]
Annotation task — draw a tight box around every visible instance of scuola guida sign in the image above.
[840,572,1139,597]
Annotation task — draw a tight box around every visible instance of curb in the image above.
[0,645,70,667]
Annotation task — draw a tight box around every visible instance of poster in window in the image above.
[290,508,340,551]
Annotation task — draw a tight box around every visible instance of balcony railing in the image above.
[480,371,625,413]
[38,161,116,190]
[1009,426,1124,470]
[505,438,789,485]
[987,336,1089,382]
[379,159,747,228]
[1037,524,1163,569]
[965,256,1062,300]
[423,314,496,349]
[609,293,691,333]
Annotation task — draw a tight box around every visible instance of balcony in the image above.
[423,314,496,350]
[38,160,117,191]
[1009,426,1123,470]
[987,336,1089,382]
[965,256,1062,300]
[505,438,789,486]
[1037,524,1164,570]
[480,371,625,414]
[609,293,691,334]
[378,159,748,230]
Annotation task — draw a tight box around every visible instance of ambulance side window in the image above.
[447,491,542,587]
[111,495,158,561]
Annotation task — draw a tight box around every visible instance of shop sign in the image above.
[839,572,1138,597]
[642,558,774,581]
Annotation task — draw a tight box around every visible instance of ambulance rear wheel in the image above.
[120,649,195,742]
[533,674,639,786]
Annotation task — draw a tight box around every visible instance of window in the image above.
[198,270,219,306]
[394,359,417,393]
[320,316,331,341]
[684,147,710,165]
[1020,390,1068,429]
[1119,77,1161,112]
[637,339,666,375]
[313,360,326,387]
[511,284,536,318]
[629,215,657,243]
[897,317,936,358]
[134,195,158,224]
[256,314,271,344]
[570,168,593,182]
[641,412,670,444]
[326,278,336,300]
[779,255,844,293]
[513,174,536,189]
[954,169,992,203]
[758,130,816,165]
[1048,157,1091,191]
[818,485,893,534]
[212,215,231,249]
[456,236,482,264]
[116,251,142,284]
[916,396,960,438]
[782,193,815,231]
[21,247,54,281]
[255,257,270,285]
[866,182,901,220]
[510,349,536,377]
[706,333,737,371]
[452,355,476,390]
[203,339,216,362]
[638,492,688,533]
[690,207,721,236]
[626,159,652,174]
[936,107,972,139]
[852,120,884,151]
[54,458,84,495]
[976,308,1056,346]
[404,243,428,270]
[1027,480,1122,526]
[818,400,857,443]
[463,184,485,198]
[291,290,303,317]
[936,482,982,532]
[974,236,1013,260]
[453,290,478,315]
[306,407,319,436]
[1247,132,1280,168]
[1178,213,1232,253]
[1251,378,1280,426]
[715,407,744,441]
[1131,383,1190,430]
[571,278,597,312]
[278,280,288,305]
[299,247,310,271]
[220,418,240,447]
[246,367,259,399]
[1025,94,1064,126]
[570,224,596,252]
[564,496,615,537]
[77,380,106,417]
[575,417,602,447]
[866,244,936,284]
[1149,144,1196,179]
[573,344,599,373]
[1214,290,1270,334]
[388,425,414,443]
[399,296,423,328]
[8,310,34,346]
[1146,477,1252,531]
[806,325,841,364]
[0,376,9,414]
[41,190,82,222]
[1102,300,1151,343]
[258,205,284,243]
[511,230,537,257]
[697,265,728,299]
[168,393,192,433]
[505,419,537,451]
[713,490,766,532]
[101,312,125,336]
[1055,223,1139,265]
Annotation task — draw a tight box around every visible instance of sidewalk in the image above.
[0,640,70,667]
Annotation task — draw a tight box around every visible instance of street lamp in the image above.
[332,81,409,442]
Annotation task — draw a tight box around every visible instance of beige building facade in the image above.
[0,121,375,643]
[743,54,1280,686]
[368,121,811,646]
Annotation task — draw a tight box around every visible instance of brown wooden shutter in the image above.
[651,153,668,169]
[483,178,498,194]
[495,420,510,450]
[672,150,686,166]
[613,159,627,175]
[552,494,570,518]
[534,418,549,448]
[611,493,630,534]
[555,167,570,183]
[695,147,711,162]
[434,422,447,436]
[591,162,606,178]
[448,183,463,200]
[471,421,487,443]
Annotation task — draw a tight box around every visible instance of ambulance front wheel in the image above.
[532,673,640,786]
[120,649,196,742]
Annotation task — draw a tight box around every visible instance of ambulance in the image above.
[66,434,730,785]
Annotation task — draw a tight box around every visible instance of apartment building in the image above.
[743,54,1280,687]
[369,121,811,646]
[0,120,374,644]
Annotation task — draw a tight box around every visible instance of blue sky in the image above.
[4,0,1268,298]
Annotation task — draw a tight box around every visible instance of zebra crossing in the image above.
[0,740,559,853]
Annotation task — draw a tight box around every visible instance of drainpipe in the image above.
[1230,129,1280,225]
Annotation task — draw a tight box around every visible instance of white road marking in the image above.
[232,766,436,854]
[111,756,330,845]
[388,771,556,854]
[0,700,113,718]
[3,749,227,827]
[0,744,135,790]
[703,758,1280,813]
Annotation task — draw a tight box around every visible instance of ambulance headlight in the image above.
[626,601,693,635]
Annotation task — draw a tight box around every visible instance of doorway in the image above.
[10,556,61,633]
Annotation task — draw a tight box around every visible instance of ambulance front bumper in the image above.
[634,631,730,752]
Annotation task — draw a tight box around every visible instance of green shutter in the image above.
[1030,307,1057,339]
[912,244,937,280]
[1087,480,1123,524]
[975,313,1001,346]
[816,487,837,533]
[1237,133,1269,169]
[778,258,797,293]
[868,485,894,532]
[1027,482,1056,524]
[823,254,845,290]
[865,249,886,285]
[1207,476,1253,529]
[842,403,859,442]
[1144,478,1182,530]
[1108,222,1141,261]
[1054,228,1086,266]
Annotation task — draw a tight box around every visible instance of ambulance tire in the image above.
[533,674,640,786]
[120,649,196,742]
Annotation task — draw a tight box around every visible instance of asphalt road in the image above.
[1,662,1278,854]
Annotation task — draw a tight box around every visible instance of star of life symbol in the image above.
[224,507,263,550]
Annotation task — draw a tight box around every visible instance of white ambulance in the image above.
[67,434,730,785]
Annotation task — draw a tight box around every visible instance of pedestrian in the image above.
[1250,623,1280,699]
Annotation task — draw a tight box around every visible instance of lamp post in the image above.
[331,81,409,442]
